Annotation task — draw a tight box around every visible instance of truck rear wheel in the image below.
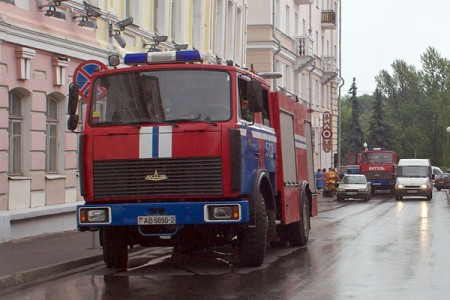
[101,227,128,269]
[288,192,310,247]
[237,191,268,267]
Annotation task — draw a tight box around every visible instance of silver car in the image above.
[336,174,371,201]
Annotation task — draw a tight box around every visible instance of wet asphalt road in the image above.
[2,190,450,300]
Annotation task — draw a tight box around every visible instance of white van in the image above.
[395,159,432,200]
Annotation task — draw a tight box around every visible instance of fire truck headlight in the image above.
[79,207,110,224]
[204,204,241,222]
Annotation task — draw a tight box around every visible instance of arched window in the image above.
[46,96,59,173]
[9,91,23,175]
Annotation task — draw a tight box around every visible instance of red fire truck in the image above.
[347,148,399,195]
[68,50,317,269]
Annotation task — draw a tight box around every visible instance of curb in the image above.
[0,255,103,291]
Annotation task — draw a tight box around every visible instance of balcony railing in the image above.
[294,35,315,71]
[321,56,338,84]
[321,10,336,29]
[294,35,314,57]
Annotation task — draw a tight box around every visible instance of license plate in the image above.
[406,190,418,194]
[138,215,176,225]
[347,192,357,195]
[372,183,381,186]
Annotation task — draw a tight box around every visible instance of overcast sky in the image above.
[341,0,450,95]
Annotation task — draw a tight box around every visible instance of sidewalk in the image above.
[0,230,103,290]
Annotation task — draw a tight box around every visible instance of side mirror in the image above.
[68,83,79,115]
[67,115,79,131]
[248,80,263,113]
[68,83,80,131]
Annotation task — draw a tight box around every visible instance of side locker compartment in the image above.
[304,121,318,216]
[279,110,301,224]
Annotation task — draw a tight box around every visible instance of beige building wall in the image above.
[247,0,341,173]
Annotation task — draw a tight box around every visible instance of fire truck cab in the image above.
[68,50,317,269]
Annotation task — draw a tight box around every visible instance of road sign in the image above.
[73,60,108,99]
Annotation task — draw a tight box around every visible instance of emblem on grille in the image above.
[145,170,168,181]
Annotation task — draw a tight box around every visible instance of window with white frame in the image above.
[295,13,298,36]
[275,0,280,29]
[154,0,167,34]
[8,91,23,175]
[192,0,202,49]
[285,5,290,36]
[215,0,225,57]
[235,5,243,66]
[226,1,234,60]
[171,0,182,42]
[125,0,140,25]
[46,96,58,173]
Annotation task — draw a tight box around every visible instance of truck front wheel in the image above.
[101,227,128,269]
[237,191,268,267]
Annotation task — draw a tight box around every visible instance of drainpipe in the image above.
[272,0,281,90]
[337,0,344,169]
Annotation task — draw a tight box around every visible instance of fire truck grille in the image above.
[93,157,223,199]
[364,172,391,180]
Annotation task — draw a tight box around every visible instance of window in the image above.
[192,0,202,49]
[215,0,225,57]
[238,78,254,123]
[9,92,23,175]
[235,6,243,65]
[225,1,234,60]
[171,0,182,41]
[286,5,290,36]
[262,90,271,127]
[46,96,58,173]
[125,0,140,25]
[154,0,166,34]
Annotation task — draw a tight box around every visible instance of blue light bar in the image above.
[124,50,204,65]
[124,53,148,65]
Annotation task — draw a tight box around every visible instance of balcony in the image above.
[294,0,313,4]
[321,56,338,84]
[321,10,336,29]
[294,35,315,71]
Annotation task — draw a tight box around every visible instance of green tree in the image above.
[366,88,392,148]
[347,78,364,153]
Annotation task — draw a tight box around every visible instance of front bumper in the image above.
[77,201,250,227]
[395,188,431,197]
[336,190,368,199]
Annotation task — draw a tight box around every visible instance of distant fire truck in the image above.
[68,49,318,269]
[346,148,398,194]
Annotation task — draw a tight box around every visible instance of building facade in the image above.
[0,0,248,243]
[246,0,341,172]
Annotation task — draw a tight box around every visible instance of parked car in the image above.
[431,166,443,180]
[434,173,450,191]
[336,174,371,201]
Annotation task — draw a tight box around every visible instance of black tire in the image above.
[337,196,344,201]
[288,192,310,247]
[395,194,402,201]
[269,225,289,247]
[427,191,432,200]
[101,227,128,269]
[437,187,441,191]
[237,191,268,267]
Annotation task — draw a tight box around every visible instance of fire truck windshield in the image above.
[89,70,231,126]
[361,152,393,164]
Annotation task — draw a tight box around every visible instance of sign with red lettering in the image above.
[322,111,332,153]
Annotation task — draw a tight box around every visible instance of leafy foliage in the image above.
[342,47,450,168]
